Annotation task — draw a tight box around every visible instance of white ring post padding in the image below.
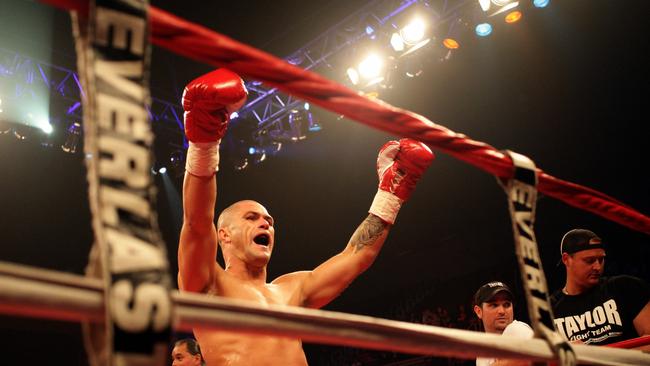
[1,261,648,366]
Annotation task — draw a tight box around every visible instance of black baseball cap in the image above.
[560,229,605,255]
[473,281,513,305]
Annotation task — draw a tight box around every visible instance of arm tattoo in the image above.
[351,215,387,253]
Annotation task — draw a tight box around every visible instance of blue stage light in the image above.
[475,23,493,37]
[533,0,550,8]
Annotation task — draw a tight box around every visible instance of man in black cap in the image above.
[551,228,650,347]
[473,281,533,366]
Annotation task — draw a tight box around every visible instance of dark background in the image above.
[1,0,649,364]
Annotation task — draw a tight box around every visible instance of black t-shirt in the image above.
[550,275,650,345]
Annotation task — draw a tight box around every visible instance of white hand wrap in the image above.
[368,189,403,225]
[185,141,220,177]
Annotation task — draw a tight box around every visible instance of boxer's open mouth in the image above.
[253,234,270,246]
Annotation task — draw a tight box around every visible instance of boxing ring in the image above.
[1,261,649,365]
[1,0,649,365]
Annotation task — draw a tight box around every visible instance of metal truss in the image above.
[239,0,475,136]
[0,47,184,139]
[0,0,475,154]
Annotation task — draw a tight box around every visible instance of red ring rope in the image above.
[607,335,650,349]
[41,0,650,235]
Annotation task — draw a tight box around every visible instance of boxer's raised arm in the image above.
[298,139,435,308]
[178,69,247,293]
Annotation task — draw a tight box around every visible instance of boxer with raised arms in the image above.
[177,68,435,365]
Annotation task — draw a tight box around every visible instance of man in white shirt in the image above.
[473,281,534,366]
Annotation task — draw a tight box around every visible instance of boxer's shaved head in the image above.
[217,200,262,230]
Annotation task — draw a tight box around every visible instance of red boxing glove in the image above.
[182,68,248,143]
[369,139,435,224]
[182,69,247,176]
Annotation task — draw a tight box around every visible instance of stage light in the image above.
[390,33,405,52]
[403,57,423,78]
[247,147,266,164]
[13,125,28,140]
[230,111,239,119]
[478,0,520,17]
[346,67,360,85]
[61,122,82,153]
[479,0,517,12]
[443,38,460,49]
[11,124,45,143]
[287,110,307,141]
[475,23,493,36]
[253,151,266,164]
[400,18,426,45]
[505,10,522,23]
[169,149,185,177]
[253,128,284,157]
[13,124,40,140]
[0,120,10,135]
[40,122,53,134]
[304,102,310,111]
[306,111,322,132]
[286,54,304,66]
[158,167,167,174]
[533,0,549,8]
[233,157,249,171]
[358,53,383,79]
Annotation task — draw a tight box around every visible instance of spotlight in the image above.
[475,23,493,37]
[348,53,392,89]
[254,129,283,155]
[533,0,549,8]
[505,11,522,23]
[478,0,519,15]
[287,110,307,141]
[0,120,11,135]
[390,33,405,52]
[150,159,169,175]
[443,38,460,50]
[247,147,266,165]
[233,157,249,171]
[13,125,29,140]
[253,151,266,164]
[400,18,426,45]
[286,109,322,139]
[61,122,82,153]
[358,54,384,80]
[306,112,322,132]
[346,67,360,85]
[286,54,304,66]
[40,122,53,134]
[169,149,186,177]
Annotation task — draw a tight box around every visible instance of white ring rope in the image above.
[1,261,648,366]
